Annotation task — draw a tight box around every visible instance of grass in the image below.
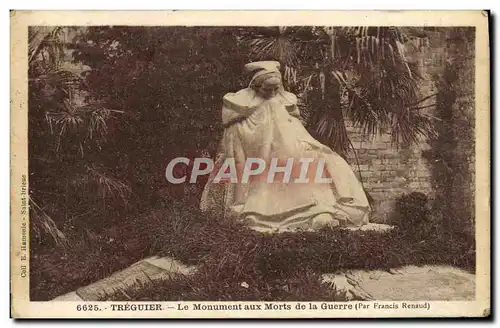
[30,208,166,301]
[31,203,476,301]
[98,267,347,302]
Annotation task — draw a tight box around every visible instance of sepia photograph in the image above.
[10,10,490,319]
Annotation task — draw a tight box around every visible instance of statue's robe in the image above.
[200,88,371,232]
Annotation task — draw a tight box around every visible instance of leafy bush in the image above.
[393,192,431,231]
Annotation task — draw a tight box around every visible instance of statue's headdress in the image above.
[221,61,297,120]
[245,61,282,87]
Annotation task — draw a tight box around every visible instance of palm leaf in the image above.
[30,197,70,248]
[243,26,305,69]
[29,26,64,65]
[243,25,434,151]
[31,69,85,87]
[313,112,352,157]
[391,110,438,147]
[82,165,132,202]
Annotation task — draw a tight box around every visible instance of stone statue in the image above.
[200,61,371,233]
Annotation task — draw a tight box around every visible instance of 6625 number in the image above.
[76,304,100,311]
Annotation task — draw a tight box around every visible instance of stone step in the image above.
[51,256,196,301]
[51,291,84,301]
[322,265,475,301]
[341,222,394,232]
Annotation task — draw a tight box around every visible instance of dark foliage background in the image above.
[29,27,251,243]
[29,26,442,243]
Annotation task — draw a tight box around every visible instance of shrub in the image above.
[392,192,433,235]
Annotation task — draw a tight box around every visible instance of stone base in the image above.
[50,257,196,301]
[322,265,475,301]
[52,291,84,301]
[341,222,394,232]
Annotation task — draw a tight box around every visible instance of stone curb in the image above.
[322,265,475,301]
[51,256,196,301]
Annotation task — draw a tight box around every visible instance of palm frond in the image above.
[283,65,298,85]
[30,197,70,248]
[46,100,85,142]
[30,69,85,88]
[29,26,65,66]
[391,110,438,147]
[313,112,352,157]
[85,165,132,202]
[243,25,434,151]
[88,109,108,140]
[45,101,123,156]
[29,27,58,64]
[243,26,306,70]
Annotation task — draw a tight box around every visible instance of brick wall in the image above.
[344,32,447,224]
[345,123,434,223]
[345,29,475,227]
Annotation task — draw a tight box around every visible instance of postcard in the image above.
[10,10,490,319]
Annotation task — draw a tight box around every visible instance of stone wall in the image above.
[345,124,433,223]
[344,31,449,224]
